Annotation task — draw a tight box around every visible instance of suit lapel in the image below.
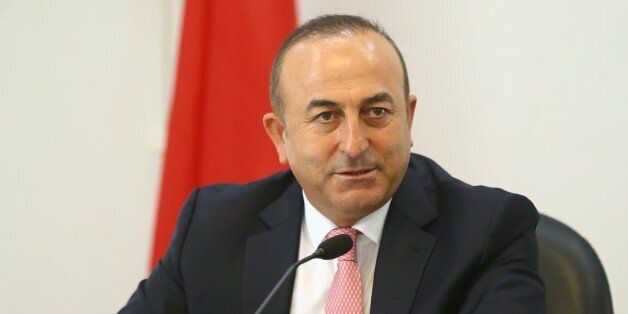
[242,181,303,314]
[371,169,439,314]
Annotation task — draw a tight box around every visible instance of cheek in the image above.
[373,128,412,173]
[376,125,411,151]
[298,130,338,156]
[285,132,326,169]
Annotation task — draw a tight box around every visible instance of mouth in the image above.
[334,167,377,178]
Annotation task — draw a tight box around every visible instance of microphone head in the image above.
[316,234,353,260]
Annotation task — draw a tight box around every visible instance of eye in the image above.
[315,111,336,122]
[368,107,388,117]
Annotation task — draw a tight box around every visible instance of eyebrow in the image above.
[306,92,395,113]
[306,99,340,113]
[362,92,395,107]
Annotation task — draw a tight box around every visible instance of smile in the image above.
[334,167,377,179]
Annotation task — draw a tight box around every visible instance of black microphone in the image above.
[254,234,353,314]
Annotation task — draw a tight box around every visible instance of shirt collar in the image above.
[302,190,391,247]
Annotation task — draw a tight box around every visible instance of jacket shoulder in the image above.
[179,170,297,243]
[411,153,539,244]
[194,170,294,211]
[410,153,535,217]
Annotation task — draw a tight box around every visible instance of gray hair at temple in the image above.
[269,14,410,120]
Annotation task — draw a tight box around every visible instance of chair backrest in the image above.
[536,214,613,314]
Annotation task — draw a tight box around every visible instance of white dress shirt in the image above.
[290,190,391,314]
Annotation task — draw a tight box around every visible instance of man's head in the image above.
[269,15,410,119]
[263,15,417,227]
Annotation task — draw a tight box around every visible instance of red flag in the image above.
[151,0,296,268]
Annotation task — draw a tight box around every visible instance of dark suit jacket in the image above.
[120,154,546,313]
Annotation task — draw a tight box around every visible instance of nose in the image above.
[339,116,369,158]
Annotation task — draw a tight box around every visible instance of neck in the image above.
[301,190,389,228]
[325,214,363,228]
[310,201,379,228]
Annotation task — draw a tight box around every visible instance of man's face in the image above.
[264,31,416,226]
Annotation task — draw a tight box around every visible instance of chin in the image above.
[332,188,388,216]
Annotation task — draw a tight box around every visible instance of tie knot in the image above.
[326,228,360,262]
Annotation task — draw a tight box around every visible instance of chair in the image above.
[536,214,614,313]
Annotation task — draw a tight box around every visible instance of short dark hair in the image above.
[269,14,410,119]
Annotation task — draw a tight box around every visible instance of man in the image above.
[121,15,546,313]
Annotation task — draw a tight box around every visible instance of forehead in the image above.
[279,31,405,109]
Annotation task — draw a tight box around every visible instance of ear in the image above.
[406,95,417,129]
[263,112,289,165]
[406,95,417,148]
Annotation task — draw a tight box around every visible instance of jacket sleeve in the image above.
[119,188,200,314]
[459,193,547,314]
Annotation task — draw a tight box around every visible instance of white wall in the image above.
[1,0,625,313]
[298,0,627,311]
[0,1,181,312]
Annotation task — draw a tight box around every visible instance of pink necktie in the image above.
[324,227,363,314]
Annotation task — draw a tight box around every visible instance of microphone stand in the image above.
[254,250,322,314]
